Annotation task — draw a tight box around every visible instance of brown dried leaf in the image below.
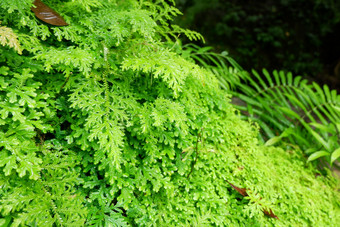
[263,208,279,219]
[31,0,68,26]
[226,181,248,197]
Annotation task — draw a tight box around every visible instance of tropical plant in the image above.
[0,0,339,226]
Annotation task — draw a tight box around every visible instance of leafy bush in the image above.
[0,0,339,226]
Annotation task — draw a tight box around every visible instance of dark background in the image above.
[174,0,340,90]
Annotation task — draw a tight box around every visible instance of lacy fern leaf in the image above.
[0,24,22,54]
[1,0,339,226]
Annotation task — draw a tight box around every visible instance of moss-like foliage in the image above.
[0,0,339,226]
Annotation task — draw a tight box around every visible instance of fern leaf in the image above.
[0,25,22,54]
[226,68,340,163]
[262,69,274,87]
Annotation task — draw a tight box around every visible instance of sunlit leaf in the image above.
[307,151,329,162]
[331,147,340,164]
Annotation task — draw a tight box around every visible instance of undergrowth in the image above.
[181,44,340,168]
[0,0,339,226]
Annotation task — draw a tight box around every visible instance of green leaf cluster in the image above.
[0,0,339,226]
[231,69,340,165]
[183,44,340,166]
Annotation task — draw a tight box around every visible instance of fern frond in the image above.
[230,69,340,164]
[180,44,245,90]
[0,24,22,54]
[71,0,103,12]
[0,0,32,14]
[121,44,206,97]
[163,42,340,164]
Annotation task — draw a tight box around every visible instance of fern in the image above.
[0,140,87,226]
[229,69,340,164]
[140,0,204,42]
[1,0,340,226]
[0,23,22,54]
[179,43,245,90]
[183,44,340,165]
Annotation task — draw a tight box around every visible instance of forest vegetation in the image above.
[0,0,339,226]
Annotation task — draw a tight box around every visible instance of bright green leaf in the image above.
[307,151,329,162]
[331,147,340,164]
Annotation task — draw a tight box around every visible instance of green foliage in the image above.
[0,0,339,226]
[0,140,87,226]
[177,43,245,90]
[230,69,340,165]
[181,44,340,165]
[181,43,340,165]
